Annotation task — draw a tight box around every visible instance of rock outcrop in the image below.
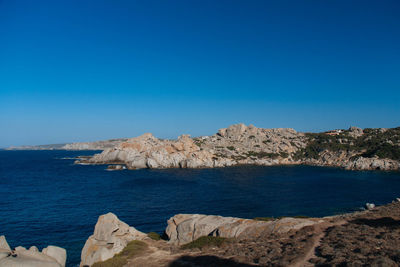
[165,214,317,245]
[74,123,400,171]
[344,156,400,171]
[106,200,400,267]
[0,236,66,267]
[84,133,236,169]
[80,213,147,267]
[78,124,304,170]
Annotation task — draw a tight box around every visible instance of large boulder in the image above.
[348,126,364,138]
[0,236,66,267]
[80,213,147,267]
[166,214,317,245]
[42,246,66,267]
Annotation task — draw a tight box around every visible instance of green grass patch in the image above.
[227,146,235,151]
[280,152,289,158]
[147,232,161,240]
[92,240,147,267]
[245,151,280,159]
[231,155,247,160]
[181,236,227,250]
[92,256,127,267]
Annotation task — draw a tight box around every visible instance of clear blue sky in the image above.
[1,0,399,147]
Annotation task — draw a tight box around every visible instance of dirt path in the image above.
[289,220,347,267]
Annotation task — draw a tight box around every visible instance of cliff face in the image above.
[76,123,400,171]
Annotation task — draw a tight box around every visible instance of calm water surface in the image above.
[1,150,400,266]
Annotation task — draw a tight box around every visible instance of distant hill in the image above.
[5,138,128,151]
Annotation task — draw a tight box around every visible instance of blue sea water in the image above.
[1,150,400,266]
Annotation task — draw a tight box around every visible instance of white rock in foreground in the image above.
[80,213,147,267]
[0,235,66,267]
[166,214,317,245]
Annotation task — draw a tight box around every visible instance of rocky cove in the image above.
[75,124,400,172]
[2,148,400,266]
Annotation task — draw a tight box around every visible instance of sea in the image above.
[1,150,400,266]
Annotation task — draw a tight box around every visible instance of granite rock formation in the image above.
[76,123,400,171]
[80,213,147,267]
[78,124,305,169]
[0,236,66,267]
[85,200,400,266]
[165,214,317,245]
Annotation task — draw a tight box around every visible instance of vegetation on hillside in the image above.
[147,232,161,240]
[293,127,400,161]
[92,240,147,267]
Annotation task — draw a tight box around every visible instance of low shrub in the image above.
[181,236,227,250]
[92,256,127,267]
[147,232,161,240]
[92,240,147,267]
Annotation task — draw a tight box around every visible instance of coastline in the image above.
[79,199,400,266]
[73,124,400,172]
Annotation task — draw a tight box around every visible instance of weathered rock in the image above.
[348,126,364,138]
[80,124,305,170]
[80,212,147,267]
[0,236,66,267]
[42,246,66,267]
[106,164,126,170]
[166,214,316,245]
[86,133,219,170]
[365,203,375,210]
[15,246,26,252]
[29,246,39,252]
[75,124,400,171]
[0,236,10,251]
[345,157,400,171]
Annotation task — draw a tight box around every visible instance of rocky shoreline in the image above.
[0,237,66,267]
[75,124,400,171]
[78,199,400,266]
[3,200,400,266]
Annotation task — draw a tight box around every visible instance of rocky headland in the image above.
[76,124,400,171]
[80,199,400,267]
